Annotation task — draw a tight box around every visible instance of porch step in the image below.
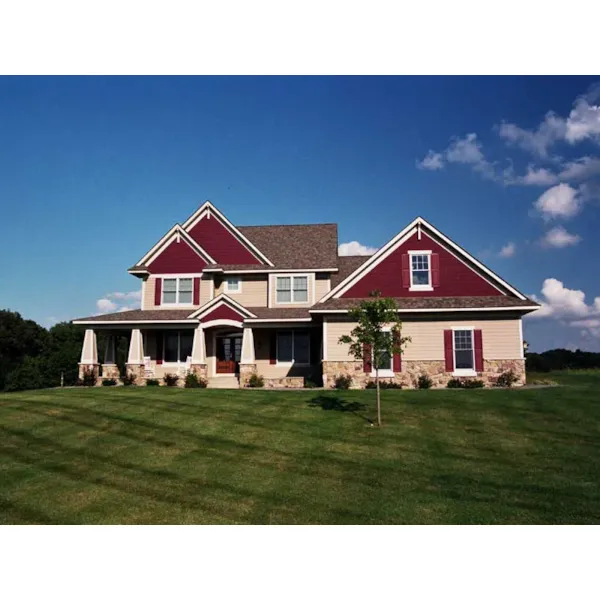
[207,376,240,389]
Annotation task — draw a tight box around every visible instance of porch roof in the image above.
[72,309,194,324]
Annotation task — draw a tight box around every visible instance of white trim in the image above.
[181,201,274,266]
[160,276,196,307]
[451,325,475,330]
[452,369,478,377]
[187,293,257,320]
[322,318,328,361]
[408,249,432,255]
[519,318,524,360]
[321,217,528,302]
[374,369,395,378]
[409,285,434,292]
[452,328,475,374]
[275,329,311,366]
[309,305,541,314]
[409,251,432,291]
[224,276,242,294]
[245,318,312,323]
[203,268,338,274]
[272,273,312,305]
[141,279,147,310]
[370,327,393,376]
[73,320,197,325]
[201,319,243,329]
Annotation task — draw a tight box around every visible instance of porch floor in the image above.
[207,376,240,389]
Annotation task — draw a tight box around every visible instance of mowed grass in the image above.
[1,371,599,524]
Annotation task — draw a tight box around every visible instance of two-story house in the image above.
[73,201,539,388]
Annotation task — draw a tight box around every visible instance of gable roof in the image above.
[330,255,370,289]
[320,217,529,302]
[187,293,257,320]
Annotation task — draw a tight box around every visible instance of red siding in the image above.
[154,278,162,306]
[193,277,200,305]
[148,239,208,274]
[392,330,402,372]
[188,214,262,265]
[341,231,503,298]
[199,304,245,323]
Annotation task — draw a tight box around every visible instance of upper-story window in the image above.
[225,276,241,293]
[276,276,308,303]
[409,251,432,291]
[163,277,193,304]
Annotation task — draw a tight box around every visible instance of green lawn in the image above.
[1,370,599,524]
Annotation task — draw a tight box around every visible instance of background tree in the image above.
[338,292,410,426]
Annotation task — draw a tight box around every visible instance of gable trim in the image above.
[187,293,257,320]
[136,225,216,267]
[309,306,540,314]
[320,217,526,302]
[182,201,274,266]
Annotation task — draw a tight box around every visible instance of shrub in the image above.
[495,369,518,388]
[121,372,136,386]
[462,378,484,389]
[163,373,179,387]
[247,373,265,388]
[101,378,117,387]
[334,374,352,390]
[417,374,432,389]
[145,378,160,386]
[303,379,318,388]
[79,367,97,387]
[447,378,463,389]
[185,372,207,388]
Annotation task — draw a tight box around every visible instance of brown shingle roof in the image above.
[238,224,338,269]
[330,255,370,288]
[247,307,312,320]
[73,309,194,323]
[312,296,539,311]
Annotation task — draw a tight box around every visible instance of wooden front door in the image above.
[215,335,242,374]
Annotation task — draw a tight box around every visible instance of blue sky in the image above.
[1,76,599,351]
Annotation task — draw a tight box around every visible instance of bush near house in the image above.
[334,374,352,390]
[145,378,160,386]
[247,373,265,388]
[185,373,207,388]
[163,374,179,387]
[495,370,518,388]
[101,378,118,387]
[121,373,136,386]
[417,374,433,389]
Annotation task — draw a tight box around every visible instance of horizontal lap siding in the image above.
[199,275,212,306]
[326,317,522,362]
[215,275,268,307]
[314,275,331,302]
[142,278,155,310]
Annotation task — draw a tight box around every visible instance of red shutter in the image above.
[193,277,200,305]
[269,330,277,365]
[154,278,162,306]
[431,253,440,287]
[363,343,372,373]
[156,333,163,365]
[401,254,410,288]
[474,329,484,372]
[392,330,402,372]
[444,330,453,372]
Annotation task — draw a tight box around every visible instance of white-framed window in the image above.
[162,277,193,305]
[453,328,476,375]
[276,275,309,304]
[276,330,310,365]
[409,250,432,291]
[371,329,394,377]
[163,330,194,363]
[225,276,241,293]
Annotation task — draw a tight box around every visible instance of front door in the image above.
[215,335,242,374]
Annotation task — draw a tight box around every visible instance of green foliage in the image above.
[447,378,464,388]
[184,372,207,388]
[247,373,265,388]
[121,372,136,386]
[163,373,179,387]
[101,378,118,387]
[78,367,97,387]
[366,380,402,389]
[334,374,352,390]
[417,374,433,389]
[526,349,600,372]
[495,370,518,388]
[462,378,485,388]
[4,356,49,392]
[145,378,160,386]
[303,378,318,388]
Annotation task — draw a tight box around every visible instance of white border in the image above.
[310,305,540,314]
[269,273,314,305]
[224,276,242,294]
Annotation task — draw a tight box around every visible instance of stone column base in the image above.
[126,363,145,385]
[239,363,257,387]
[101,364,120,380]
[78,363,100,384]
[190,364,208,381]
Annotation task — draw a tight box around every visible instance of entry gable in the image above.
[183,201,273,266]
[321,217,526,301]
[188,294,257,323]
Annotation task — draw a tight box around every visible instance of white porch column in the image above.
[241,326,255,364]
[127,329,144,364]
[191,326,206,363]
[80,329,98,364]
[103,335,116,364]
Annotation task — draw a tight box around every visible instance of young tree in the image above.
[338,292,410,426]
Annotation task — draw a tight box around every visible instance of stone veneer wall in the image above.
[263,377,304,389]
[239,364,257,387]
[322,359,526,389]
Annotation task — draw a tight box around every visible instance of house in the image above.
[72,201,540,388]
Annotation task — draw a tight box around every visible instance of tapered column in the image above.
[80,329,98,364]
[191,326,206,363]
[241,326,255,363]
[127,329,144,364]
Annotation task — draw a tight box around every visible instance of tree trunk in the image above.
[375,368,381,426]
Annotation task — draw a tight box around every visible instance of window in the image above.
[276,275,309,303]
[162,277,193,305]
[163,331,194,363]
[453,329,474,371]
[372,330,393,376]
[277,330,310,364]
[410,253,431,288]
[225,277,241,293]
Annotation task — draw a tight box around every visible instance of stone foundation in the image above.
[101,364,120,380]
[239,363,257,387]
[126,363,145,385]
[190,363,208,383]
[263,377,305,389]
[78,363,99,382]
[322,359,526,389]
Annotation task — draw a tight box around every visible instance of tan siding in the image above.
[314,275,330,302]
[325,316,522,362]
[199,275,213,306]
[142,278,155,310]
[269,274,315,308]
[213,275,268,308]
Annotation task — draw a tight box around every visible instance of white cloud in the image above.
[540,226,581,248]
[338,241,378,256]
[520,166,559,186]
[565,93,600,144]
[95,290,142,314]
[533,183,582,220]
[498,112,566,157]
[528,278,598,320]
[417,150,444,170]
[498,242,516,258]
[557,156,600,181]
